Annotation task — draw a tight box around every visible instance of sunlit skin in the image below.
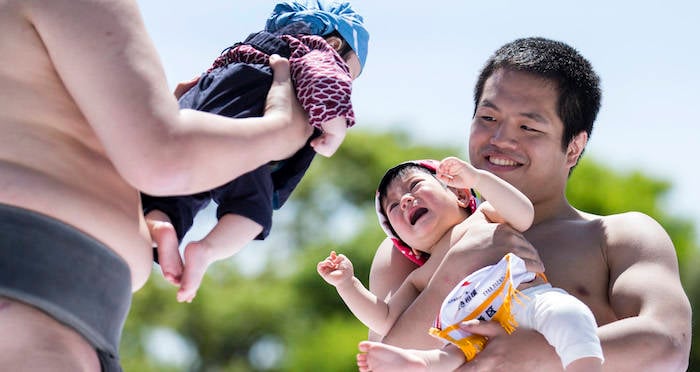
[309,46,360,157]
[348,158,602,371]
[468,69,576,223]
[0,0,308,370]
[381,171,469,254]
[366,68,691,371]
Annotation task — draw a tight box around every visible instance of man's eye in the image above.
[410,181,421,190]
[388,202,398,211]
[480,116,496,122]
[521,124,540,132]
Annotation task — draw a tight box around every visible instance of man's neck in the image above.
[532,197,579,226]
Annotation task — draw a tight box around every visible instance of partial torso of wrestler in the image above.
[0,3,151,370]
[524,211,620,327]
[0,2,152,291]
[380,208,623,351]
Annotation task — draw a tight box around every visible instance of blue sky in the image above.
[137,0,700,231]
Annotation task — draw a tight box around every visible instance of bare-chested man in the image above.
[362,37,691,372]
[0,1,310,371]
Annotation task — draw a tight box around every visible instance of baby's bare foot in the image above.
[357,341,429,372]
[149,220,183,286]
[177,240,212,303]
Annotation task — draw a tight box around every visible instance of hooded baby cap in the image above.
[375,160,478,266]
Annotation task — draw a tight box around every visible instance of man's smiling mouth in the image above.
[488,156,520,166]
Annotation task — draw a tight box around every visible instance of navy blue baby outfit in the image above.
[141,23,317,242]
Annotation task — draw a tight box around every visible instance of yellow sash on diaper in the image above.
[428,253,537,361]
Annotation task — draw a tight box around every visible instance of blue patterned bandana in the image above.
[266,0,369,73]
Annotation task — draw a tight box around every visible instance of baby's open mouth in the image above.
[410,208,427,225]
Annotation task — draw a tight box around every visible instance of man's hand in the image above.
[441,221,544,281]
[382,220,544,348]
[454,321,561,372]
[265,54,312,159]
[173,75,200,99]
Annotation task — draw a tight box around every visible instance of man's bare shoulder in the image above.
[593,210,663,235]
[578,211,668,250]
[594,211,678,269]
[531,210,669,255]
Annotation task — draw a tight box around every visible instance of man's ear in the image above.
[325,36,345,53]
[566,131,588,168]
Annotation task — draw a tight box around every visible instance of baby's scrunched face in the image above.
[382,169,464,253]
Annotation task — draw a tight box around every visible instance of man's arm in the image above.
[379,221,544,347]
[598,212,691,371]
[25,0,310,196]
[454,212,692,372]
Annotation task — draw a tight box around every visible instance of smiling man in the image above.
[366,37,691,371]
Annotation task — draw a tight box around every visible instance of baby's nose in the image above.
[401,194,417,210]
[400,194,413,209]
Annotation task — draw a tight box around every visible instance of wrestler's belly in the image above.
[0,160,153,290]
[0,7,154,290]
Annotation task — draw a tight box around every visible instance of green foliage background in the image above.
[122,130,698,371]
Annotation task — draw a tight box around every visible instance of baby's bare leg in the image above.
[565,357,602,372]
[146,210,183,285]
[177,239,213,303]
[177,214,261,302]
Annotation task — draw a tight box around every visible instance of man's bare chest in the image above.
[525,224,618,324]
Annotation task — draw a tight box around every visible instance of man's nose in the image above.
[490,122,518,149]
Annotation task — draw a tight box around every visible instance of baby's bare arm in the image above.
[310,117,347,157]
[319,251,420,336]
[438,157,533,231]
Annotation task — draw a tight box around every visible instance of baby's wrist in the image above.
[471,168,487,189]
[335,276,356,291]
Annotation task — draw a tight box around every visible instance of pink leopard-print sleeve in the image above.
[207,35,355,129]
[209,45,269,72]
[282,35,355,129]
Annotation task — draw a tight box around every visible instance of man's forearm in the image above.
[383,231,508,347]
[598,316,690,372]
[381,279,449,348]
